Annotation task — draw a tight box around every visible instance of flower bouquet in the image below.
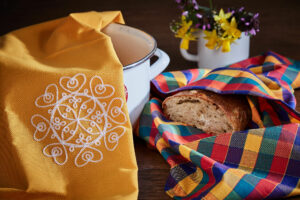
[170,0,260,52]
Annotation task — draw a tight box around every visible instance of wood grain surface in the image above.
[1,0,300,199]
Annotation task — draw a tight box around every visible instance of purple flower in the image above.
[202,25,206,30]
[250,28,256,35]
[254,13,259,19]
[195,23,201,28]
[182,11,188,16]
[175,0,181,3]
[196,13,203,18]
[239,7,245,12]
[207,24,211,29]
[192,0,199,10]
[178,5,184,9]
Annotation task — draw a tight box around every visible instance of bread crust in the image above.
[162,90,251,134]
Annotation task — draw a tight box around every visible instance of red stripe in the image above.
[214,133,232,146]
[277,79,293,92]
[190,69,200,83]
[189,79,275,98]
[223,83,266,93]
[188,78,214,87]
[258,98,282,125]
[280,123,298,143]
[269,156,289,176]
[167,154,189,167]
[274,141,293,158]
[245,186,265,199]
[210,143,229,163]
[162,130,212,144]
[185,157,217,200]
[267,64,287,80]
[248,179,277,198]
[270,51,292,65]
[149,121,159,147]
[279,102,300,120]
[150,99,163,112]
[149,100,163,146]
[155,73,169,92]
[210,133,231,163]
[230,55,265,68]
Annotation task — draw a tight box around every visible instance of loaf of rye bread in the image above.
[162,90,251,135]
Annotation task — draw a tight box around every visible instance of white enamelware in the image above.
[103,23,170,128]
[180,31,250,69]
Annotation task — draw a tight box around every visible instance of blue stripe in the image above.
[182,70,193,83]
[268,51,287,64]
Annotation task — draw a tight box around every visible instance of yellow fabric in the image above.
[0,11,138,200]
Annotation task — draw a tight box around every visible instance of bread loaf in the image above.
[162,90,251,135]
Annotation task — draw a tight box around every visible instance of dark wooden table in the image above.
[1,0,300,199]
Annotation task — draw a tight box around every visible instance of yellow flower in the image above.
[175,16,192,38]
[203,30,218,50]
[220,39,232,52]
[214,9,231,24]
[221,17,241,39]
[175,16,196,49]
[180,32,197,49]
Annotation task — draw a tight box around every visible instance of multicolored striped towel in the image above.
[137,51,300,199]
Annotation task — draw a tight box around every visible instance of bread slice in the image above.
[162,90,251,135]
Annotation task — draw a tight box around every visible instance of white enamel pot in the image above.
[103,23,170,128]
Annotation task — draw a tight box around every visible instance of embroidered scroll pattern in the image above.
[31,73,127,167]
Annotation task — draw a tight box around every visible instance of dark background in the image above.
[1,0,300,71]
[1,0,300,199]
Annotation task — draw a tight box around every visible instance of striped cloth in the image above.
[136,51,300,199]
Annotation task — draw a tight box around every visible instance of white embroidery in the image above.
[31,73,127,167]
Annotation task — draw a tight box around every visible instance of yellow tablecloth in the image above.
[0,11,138,200]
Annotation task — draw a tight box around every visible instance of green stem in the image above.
[197,5,211,12]
[209,0,213,9]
